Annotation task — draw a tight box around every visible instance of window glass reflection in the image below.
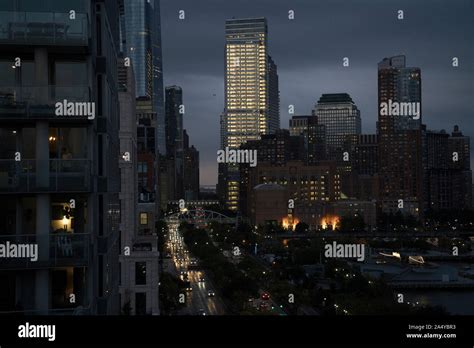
[0,61,16,86]
[55,62,87,86]
[17,0,86,12]
[49,128,87,159]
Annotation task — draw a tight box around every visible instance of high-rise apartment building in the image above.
[344,134,379,201]
[120,1,162,314]
[377,55,423,217]
[449,125,471,171]
[122,0,164,242]
[164,86,184,200]
[135,104,160,315]
[118,58,159,315]
[425,126,472,211]
[448,126,472,209]
[267,56,280,131]
[219,17,280,210]
[183,130,200,201]
[425,130,451,211]
[165,86,183,160]
[0,0,121,314]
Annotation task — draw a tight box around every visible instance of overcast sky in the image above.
[161,0,474,186]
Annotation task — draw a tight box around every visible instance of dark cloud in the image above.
[161,0,474,185]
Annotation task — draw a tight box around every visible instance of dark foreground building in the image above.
[0,0,121,314]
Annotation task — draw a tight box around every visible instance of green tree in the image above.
[338,214,365,232]
[294,222,310,234]
[159,272,184,315]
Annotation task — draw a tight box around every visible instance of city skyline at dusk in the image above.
[161,0,473,185]
[1,1,474,345]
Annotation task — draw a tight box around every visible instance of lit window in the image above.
[140,213,148,225]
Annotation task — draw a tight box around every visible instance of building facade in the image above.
[351,134,378,176]
[0,0,121,314]
[246,161,341,228]
[122,4,164,296]
[289,115,326,164]
[164,86,184,200]
[239,130,304,216]
[122,0,165,155]
[118,57,159,316]
[425,126,472,211]
[448,126,472,209]
[377,55,423,217]
[312,93,361,161]
[183,130,200,201]
[219,17,280,211]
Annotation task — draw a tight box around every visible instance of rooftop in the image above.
[317,93,354,104]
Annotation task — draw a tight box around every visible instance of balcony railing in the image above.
[0,159,92,193]
[0,11,89,46]
[0,85,92,120]
[0,233,90,270]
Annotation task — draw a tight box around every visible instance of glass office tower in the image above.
[312,93,361,161]
[219,17,280,210]
[123,0,165,155]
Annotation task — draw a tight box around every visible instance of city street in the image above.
[166,221,227,315]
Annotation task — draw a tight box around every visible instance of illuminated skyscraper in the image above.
[219,17,280,210]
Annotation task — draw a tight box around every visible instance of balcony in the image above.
[0,11,89,47]
[0,159,92,193]
[0,85,92,122]
[0,232,90,270]
[138,192,156,203]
